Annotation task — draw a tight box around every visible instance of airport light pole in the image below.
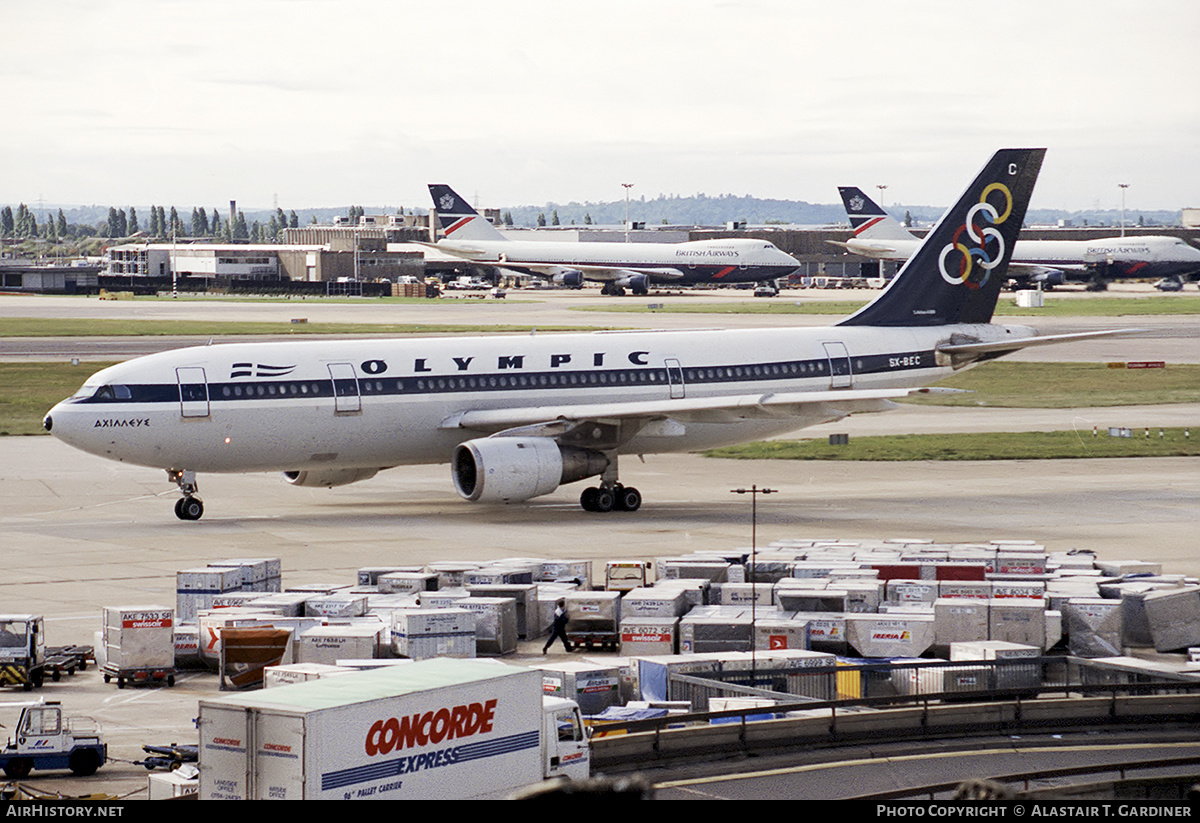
[731,484,777,683]
[622,183,634,242]
[1118,183,1129,237]
[876,186,889,278]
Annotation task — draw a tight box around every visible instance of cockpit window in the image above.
[72,384,131,401]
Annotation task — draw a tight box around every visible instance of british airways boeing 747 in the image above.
[425,184,800,295]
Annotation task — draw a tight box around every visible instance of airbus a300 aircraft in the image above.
[425,184,800,295]
[834,185,1200,289]
[44,149,1131,521]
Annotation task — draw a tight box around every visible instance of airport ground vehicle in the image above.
[136,742,199,771]
[0,701,107,778]
[0,616,45,691]
[198,658,589,799]
[45,646,93,682]
[566,591,623,651]
[605,561,650,592]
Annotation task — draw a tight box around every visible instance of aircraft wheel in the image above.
[592,488,615,513]
[580,487,598,511]
[616,486,642,512]
[178,497,204,521]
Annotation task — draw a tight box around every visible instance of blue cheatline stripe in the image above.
[75,348,939,408]
[455,730,539,762]
[319,730,540,792]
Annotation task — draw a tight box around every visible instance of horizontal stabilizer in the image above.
[937,328,1145,357]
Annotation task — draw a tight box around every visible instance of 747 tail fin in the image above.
[838,186,915,242]
[838,148,1046,328]
[428,184,508,243]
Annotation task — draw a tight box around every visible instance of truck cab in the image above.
[541,697,590,780]
[0,615,46,690]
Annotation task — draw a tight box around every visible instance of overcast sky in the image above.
[4,0,1198,214]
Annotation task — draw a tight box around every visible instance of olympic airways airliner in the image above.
[425,184,801,295]
[834,185,1200,289]
[44,149,1132,521]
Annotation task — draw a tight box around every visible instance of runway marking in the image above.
[653,741,1200,789]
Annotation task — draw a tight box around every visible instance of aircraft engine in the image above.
[283,468,381,488]
[617,273,650,293]
[452,437,608,503]
[552,270,584,288]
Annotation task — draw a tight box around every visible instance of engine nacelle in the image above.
[283,468,381,488]
[616,273,649,293]
[552,270,584,288]
[452,437,608,503]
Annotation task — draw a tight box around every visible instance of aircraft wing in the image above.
[497,264,686,283]
[826,239,902,256]
[414,240,492,258]
[441,386,934,438]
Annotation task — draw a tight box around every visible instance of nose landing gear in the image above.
[167,470,204,521]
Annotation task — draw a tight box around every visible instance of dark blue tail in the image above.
[428,184,507,242]
[838,148,1045,327]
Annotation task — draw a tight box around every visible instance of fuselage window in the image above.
[222,387,231,397]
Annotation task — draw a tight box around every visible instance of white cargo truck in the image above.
[198,658,589,800]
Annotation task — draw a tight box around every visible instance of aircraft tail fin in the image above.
[838,148,1045,327]
[838,186,915,241]
[428,185,508,242]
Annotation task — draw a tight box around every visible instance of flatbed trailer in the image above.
[45,646,93,682]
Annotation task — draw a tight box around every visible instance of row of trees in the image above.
[0,204,302,245]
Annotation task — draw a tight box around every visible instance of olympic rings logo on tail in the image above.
[938,182,1014,289]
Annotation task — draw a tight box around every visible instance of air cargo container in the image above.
[199,659,589,800]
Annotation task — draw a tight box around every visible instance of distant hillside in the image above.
[501,193,846,228]
[500,196,1184,230]
[5,198,1184,233]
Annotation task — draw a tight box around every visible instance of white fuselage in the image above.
[845,235,1200,278]
[45,323,1027,476]
[435,237,800,285]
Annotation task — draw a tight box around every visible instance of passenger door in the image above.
[177,367,210,418]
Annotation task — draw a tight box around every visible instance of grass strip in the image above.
[571,295,1200,317]
[704,429,1200,461]
[906,362,1200,408]
[0,318,606,337]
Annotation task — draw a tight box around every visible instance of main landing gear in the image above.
[578,457,642,512]
[167,469,204,521]
[579,484,642,513]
